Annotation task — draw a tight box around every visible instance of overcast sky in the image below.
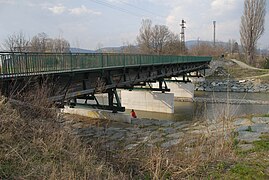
[0,0,269,50]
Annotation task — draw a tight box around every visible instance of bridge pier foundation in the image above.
[166,82,194,100]
[62,106,131,123]
[151,80,194,100]
[120,90,174,113]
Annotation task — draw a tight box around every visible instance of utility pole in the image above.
[213,21,216,47]
[180,19,186,53]
[197,37,200,55]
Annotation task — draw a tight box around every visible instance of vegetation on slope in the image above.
[0,97,123,179]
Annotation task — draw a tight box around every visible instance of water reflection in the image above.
[133,92,269,121]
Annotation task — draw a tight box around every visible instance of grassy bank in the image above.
[0,97,124,179]
[223,59,269,83]
[1,94,268,179]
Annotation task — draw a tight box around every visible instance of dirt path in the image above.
[230,59,264,70]
[230,59,269,79]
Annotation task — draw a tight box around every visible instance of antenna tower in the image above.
[180,19,186,52]
[213,21,216,47]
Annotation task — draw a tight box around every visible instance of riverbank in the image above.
[65,111,269,179]
[1,95,269,179]
[176,96,269,105]
[194,79,269,93]
[195,58,269,93]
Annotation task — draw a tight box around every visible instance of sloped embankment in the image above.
[0,97,123,179]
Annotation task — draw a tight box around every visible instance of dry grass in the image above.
[0,82,239,179]
[104,115,237,179]
[0,95,124,179]
[0,98,237,179]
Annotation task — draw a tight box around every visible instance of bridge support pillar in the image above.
[120,90,174,113]
[151,80,194,100]
[166,82,194,100]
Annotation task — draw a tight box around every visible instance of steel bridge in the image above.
[0,52,212,111]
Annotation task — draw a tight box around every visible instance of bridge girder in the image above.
[0,61,209,112]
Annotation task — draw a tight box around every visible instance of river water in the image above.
[131,92,269,122]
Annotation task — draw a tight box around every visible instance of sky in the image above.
[0,0,269,50]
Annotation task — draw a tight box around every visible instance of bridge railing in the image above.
[0,52,211,77]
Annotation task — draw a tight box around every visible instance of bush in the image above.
[263,57,269,69]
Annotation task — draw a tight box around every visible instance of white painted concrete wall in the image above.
[63,106,131,123]
[120,90,174,113]
[167,82,194,99]
[151,81,194,99]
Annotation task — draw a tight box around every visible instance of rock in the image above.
[250,123,269,133]
[174,121,187,127]
[205,87,213,91]
[93,131,106,138]
[125,143,139,150]
[160,127,176,134]
[72,123,83,129]
[231,87,239,91]
[233,118,251,126]
[161,139,181,148]
[149,137,165,144]
[238,144,254,151]
[237,131,261,143]
[236,126,251,132]
[159,121,174,127]
[252,117,269,124]
[62,120,74,126]
[104,129,117,136]
[166,132,184,139]
[110,132,125,140]
[132,119,156,127]
[106,127,121,131]
[197,87,204,91]
[191,129,208,134]
[78,133,94,138]
[80,128,96,135]
[138,136,150,143]
[175,124,189,130]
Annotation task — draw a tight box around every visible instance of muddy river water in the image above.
[130,92,269,121]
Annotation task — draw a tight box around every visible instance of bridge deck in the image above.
[0,52,211,78]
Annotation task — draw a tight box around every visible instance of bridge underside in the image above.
[1,62,208,112]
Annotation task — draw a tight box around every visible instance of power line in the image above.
[90,0,147,18]
[90,0,166,24]
[116,0,167,19]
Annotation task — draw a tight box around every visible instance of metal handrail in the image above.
[0,52,212,78]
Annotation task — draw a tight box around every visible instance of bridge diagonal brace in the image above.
[59,74,73,107]
[105,74,125,112]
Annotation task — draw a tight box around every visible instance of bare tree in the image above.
[151,25,171,54]
[52,38,70,53]
[137,19,183,55]
[30,32,48,52]
[31,33,70,53]
[163,33,182,55]
[122,41,139,54]
[240,0,266,65]
[3,31,30,52]
[137,19,153,54]
[188,42,227,56]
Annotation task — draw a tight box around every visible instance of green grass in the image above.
[227,163,267,180]
[253,133,269,152]
[223,133,269,179]
[226,66,269,79]
[221,59,269,83]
